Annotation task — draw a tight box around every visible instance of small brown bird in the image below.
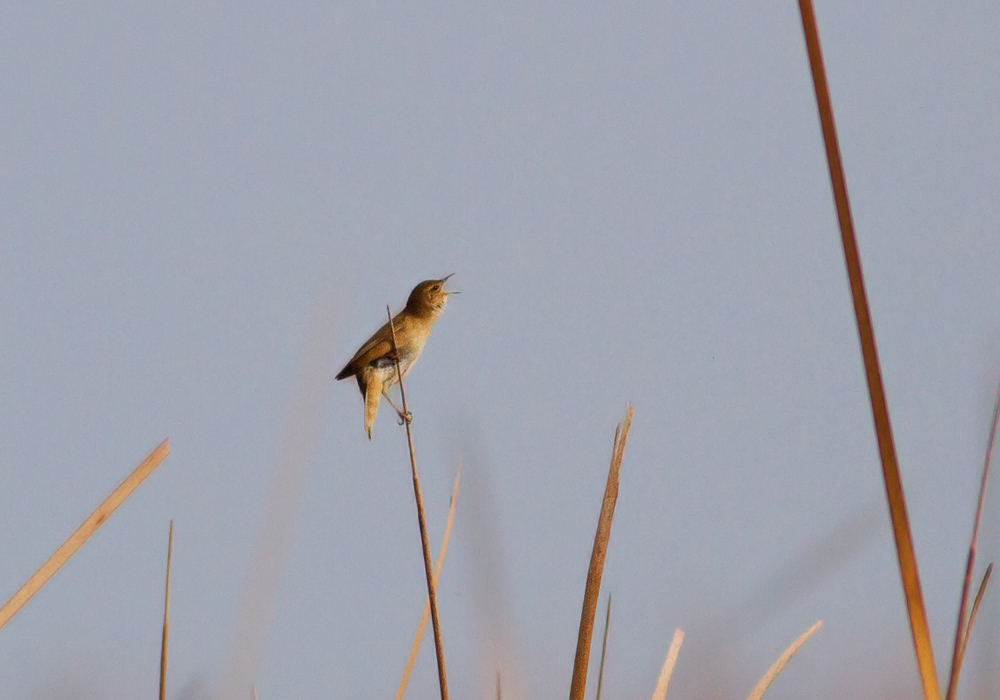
[336,275,457,439]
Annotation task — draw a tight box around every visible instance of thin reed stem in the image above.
[796,3,939,697]
[960,563,993,661]
[396,466,461,700]
[594,593,612,700]
[0,439,171,632]
[159,520,174,700]
[387,306,449,700]
[945,385,1000,700]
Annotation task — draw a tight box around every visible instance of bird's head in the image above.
[406,274,458,318]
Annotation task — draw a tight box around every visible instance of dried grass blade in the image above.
[0,439,171,632]
[650,628,684,700]
[795,2,939,697]
[595,593,613,700]
[945,385,1000,700]
[745,620,823,700]
[568,404,633,700]
[957,563,994,678]
[159,521,174,700]
[395,466,462,700]
[965,564,993,652]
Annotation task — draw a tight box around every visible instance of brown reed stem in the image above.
[945,385,1000,700]
[0,439,171,632]
[795,3,940,697]
[960,562,993,661]
[568,404,633,700]
[159,520,174,700]
[387,306,449,700]
[395,466,461,700]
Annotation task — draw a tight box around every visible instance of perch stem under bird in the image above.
[336,275,457,439]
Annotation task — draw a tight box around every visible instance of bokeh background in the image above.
[2,1,999,698]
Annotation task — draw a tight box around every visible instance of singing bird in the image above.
[336,275,457,439]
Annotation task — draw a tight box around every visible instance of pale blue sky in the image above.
[2,1,999,699]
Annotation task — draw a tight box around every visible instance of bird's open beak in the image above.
[441,273,459,294]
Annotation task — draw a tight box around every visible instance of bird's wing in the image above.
[335,321,394,380]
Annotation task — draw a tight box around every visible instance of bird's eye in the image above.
[431,285,440,292]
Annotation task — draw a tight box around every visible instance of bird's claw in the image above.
[396,410,412,426]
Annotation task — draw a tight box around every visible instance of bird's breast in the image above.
[369,344,422,387]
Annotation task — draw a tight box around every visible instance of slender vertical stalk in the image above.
[945,385,1000,700]
[960,563,993,661]
[396,467,461,700]
[387,306,449,700]
[159,521,174,700]
[594,593,612,700]
[568,405,633,700]
[795,3,939,698]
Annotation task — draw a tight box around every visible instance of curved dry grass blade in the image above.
[568,404,633,700]
[945,386,1000,700]
[966,564,993,652]
[745,620,823,700]
[594,593,613,700]
[957,564,994,677]
[0,439,171,632]
[795,3,940,698]
[251,684,259,700]
[395,466,462,700]
[388,307,450,700]
[650,628,684,700]
[160,521,174,700]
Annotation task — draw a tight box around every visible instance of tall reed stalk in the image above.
[387,306,450,700]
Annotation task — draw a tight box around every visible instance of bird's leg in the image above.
[381,389,412,425]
